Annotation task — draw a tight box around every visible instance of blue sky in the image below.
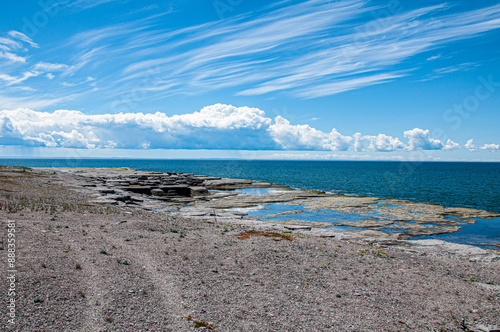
[0,0,499,161]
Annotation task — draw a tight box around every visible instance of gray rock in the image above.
[190,186,209,196]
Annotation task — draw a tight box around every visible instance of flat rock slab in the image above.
[284,225,312,231]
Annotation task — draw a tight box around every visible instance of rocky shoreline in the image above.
[51,167,500,255]
[1,166,499,331]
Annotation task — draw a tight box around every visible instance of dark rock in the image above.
[120,186,152,195]
[285,226,312,231]
[158,185,191,197]
[97,188,115,194]
[151,188,167,196]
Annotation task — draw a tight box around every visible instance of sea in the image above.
[1,159,499,249]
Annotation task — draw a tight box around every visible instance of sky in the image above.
[0,0,499,161]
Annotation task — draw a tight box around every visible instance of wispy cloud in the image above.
[0,71,39,85]
[0,51,26,63]
[2,0,500,116]
[105,1,500,99]
[7,31,38,48]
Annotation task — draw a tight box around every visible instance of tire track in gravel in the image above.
[88,226,190,331]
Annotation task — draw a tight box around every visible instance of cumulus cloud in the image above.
[268,116,352,151]
[404,128,444,151]
[479,143,500,151]
[0,104,497,152]
[0,104,276,150]
[363,134,405,152]
[353,132,364,152]
[442,139,461,151]
[465,139,477,151]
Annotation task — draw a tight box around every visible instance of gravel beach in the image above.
[0,166,499,331]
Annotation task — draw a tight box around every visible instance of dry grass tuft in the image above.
[182,315,217,331]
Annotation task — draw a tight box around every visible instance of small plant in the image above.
[78,291,85,298]
[41,263,47,268]
[99,247,108,255]
[182,315,217,331]
[170,228,179,233]
[117,258,131,265]
[124,237,131,241]
[75,263,82,270]
[104,316,113,323]
[34,295,44,303]
[138,233,144,238]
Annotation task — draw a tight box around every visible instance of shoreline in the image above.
[42,166,500,253]
[1,166,499,331]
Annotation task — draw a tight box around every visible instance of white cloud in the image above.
[442,139,461,151]
[0,105,497,152]
[363,133,405,152]
[33,62,69,72]
[0,94,72,110]
[480,143,500,151]
[0,51,26,63]
[0,37,22,50]
[108,1,500,99]
[7,31,38,48]
[353,132,364,152]
[426,54,442,61]
[404,128,444,151]
[465,139,477,151]
[268,116,352,151]
[0,71,39,86]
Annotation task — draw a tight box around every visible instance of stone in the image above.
[284,225,312,231]
[120,186,152,195]
[158,185,191,197]
[190,186,209,196]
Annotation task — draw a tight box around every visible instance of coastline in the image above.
[45,166,500,251]
[0,166,499,331]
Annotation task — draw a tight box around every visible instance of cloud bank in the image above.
[0,104,497,152]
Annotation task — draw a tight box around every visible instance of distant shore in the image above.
[0,166,499,331]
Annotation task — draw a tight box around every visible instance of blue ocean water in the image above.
[1,159,498,248]
[2,159,498,212]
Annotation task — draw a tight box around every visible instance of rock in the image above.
[120,186,152,195]
[158,185,191,197]
[285,225,312,231]
[190,186,209,196]
[203,178,254,190]
[151,188,167,196]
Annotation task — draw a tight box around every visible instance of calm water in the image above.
[1,159,499,248]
